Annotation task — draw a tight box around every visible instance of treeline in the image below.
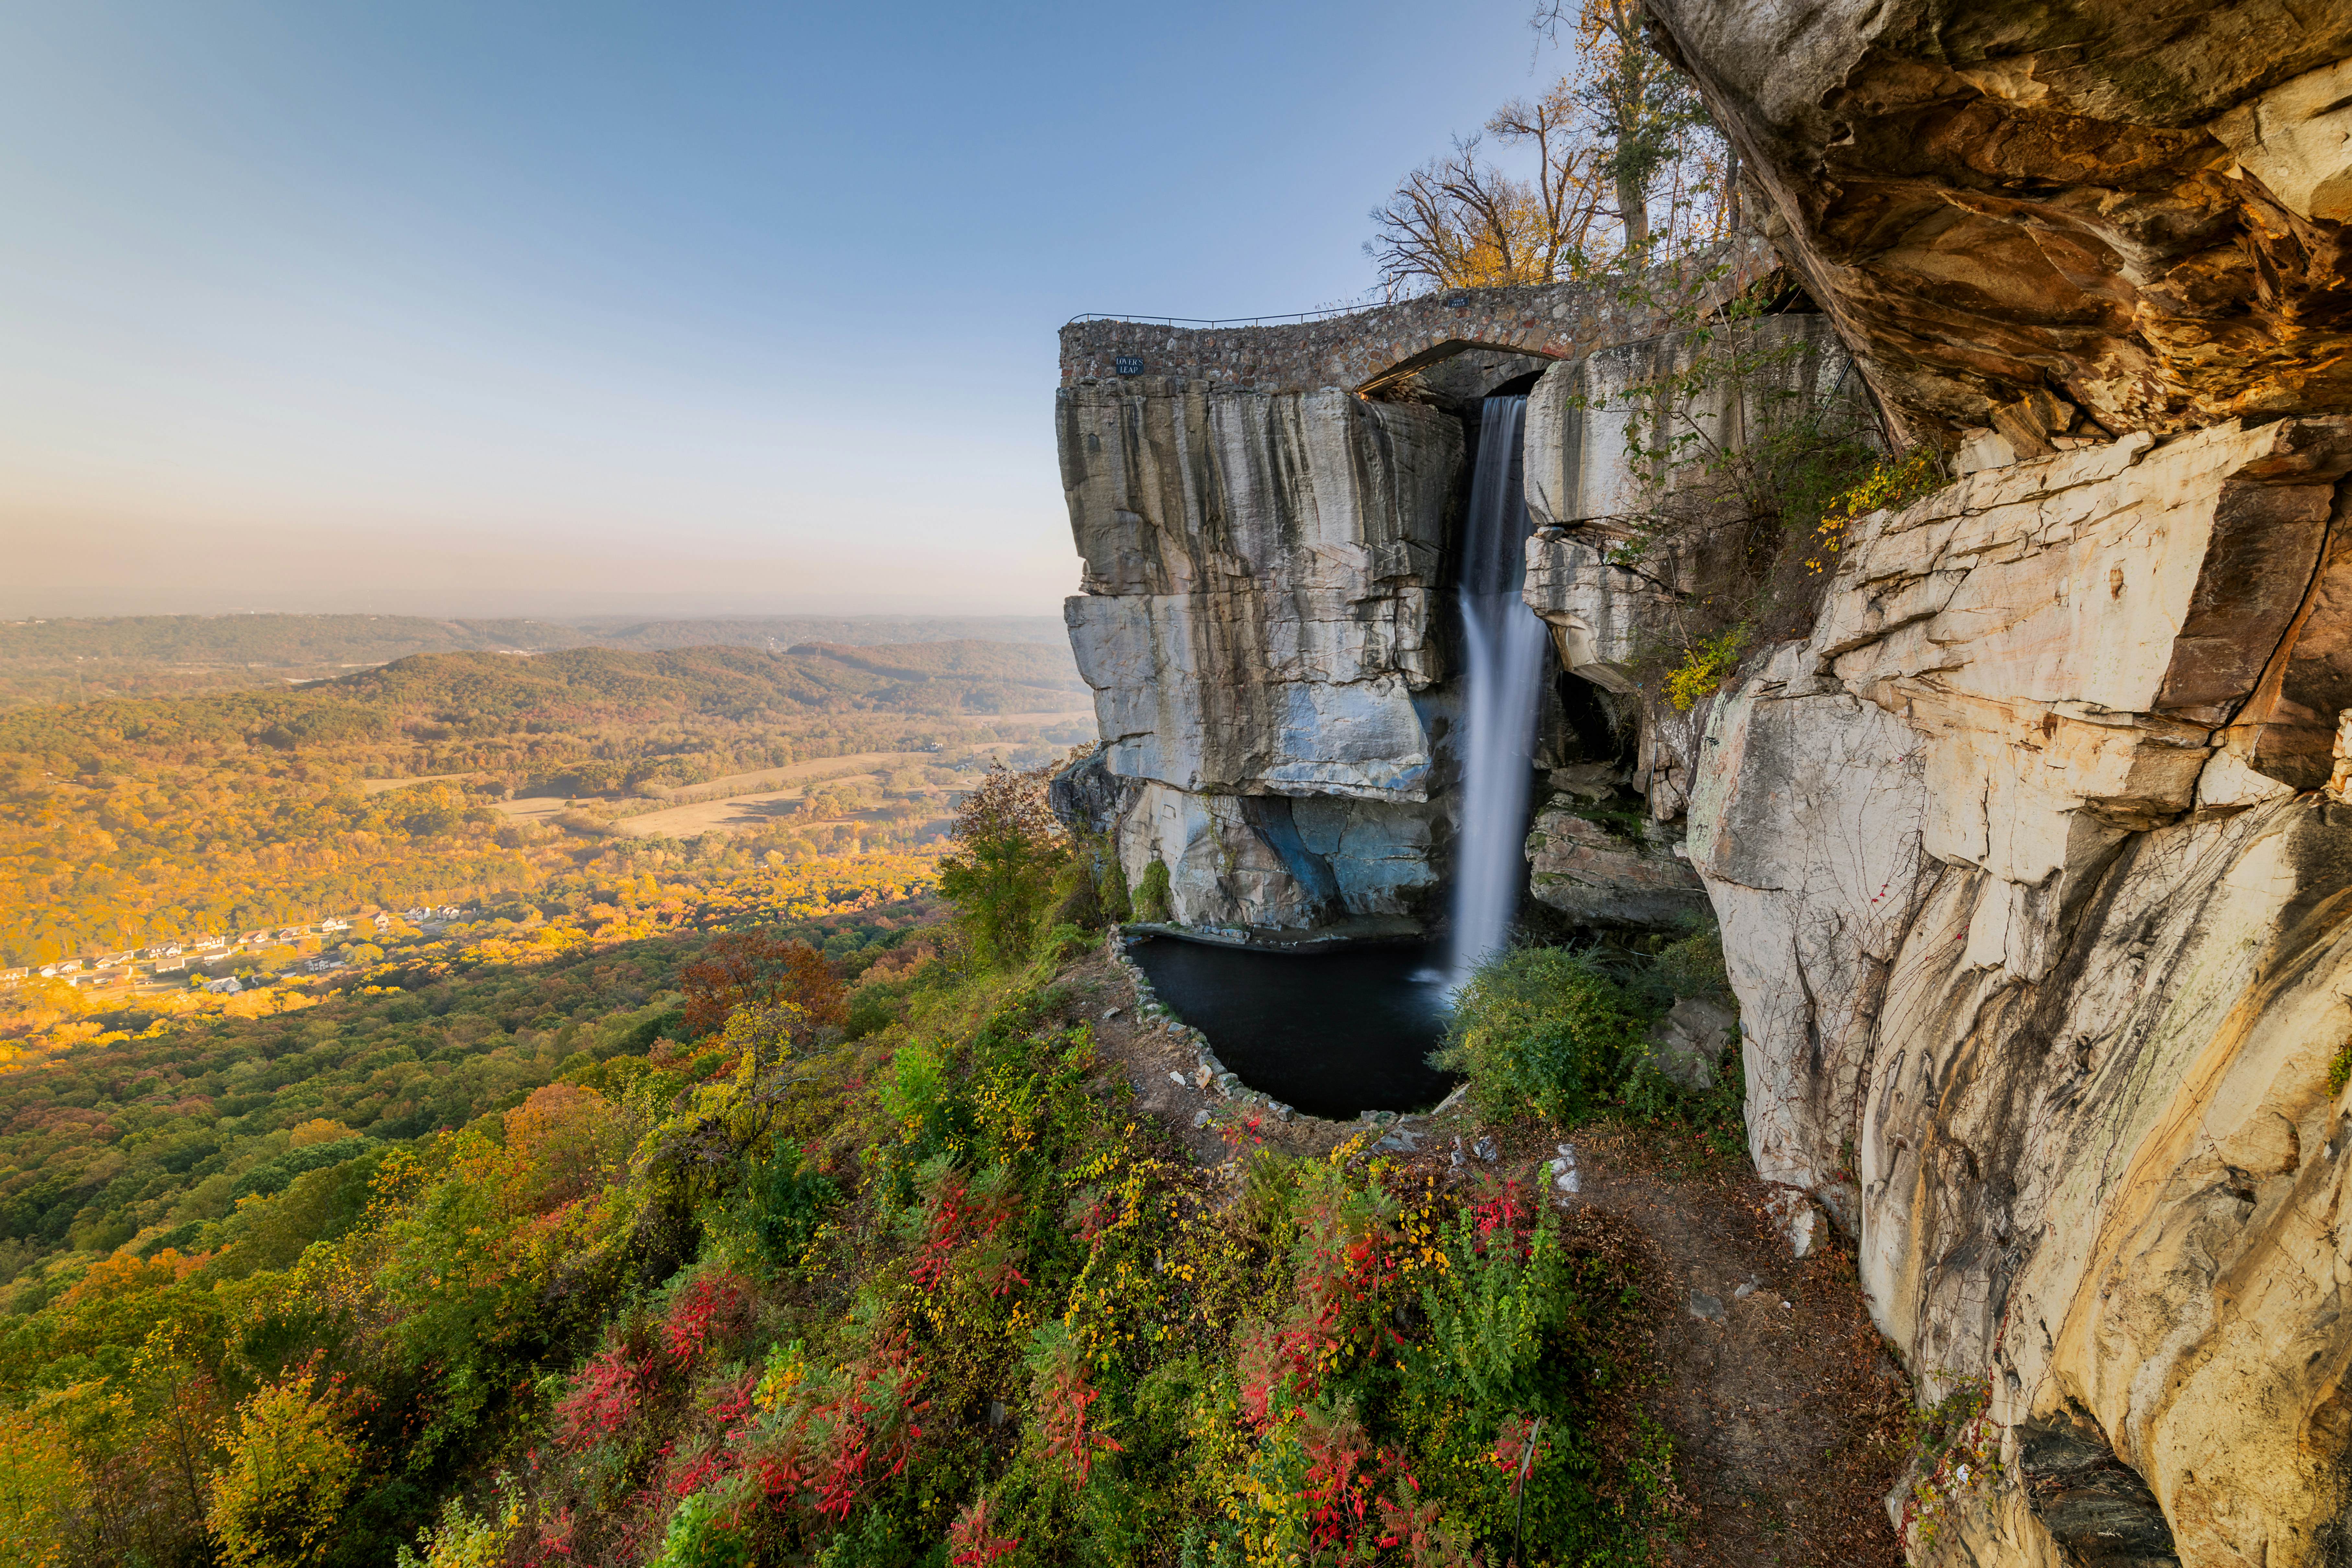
[0,613,1068,671]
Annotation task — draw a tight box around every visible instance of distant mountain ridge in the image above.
[0,612,1070,665]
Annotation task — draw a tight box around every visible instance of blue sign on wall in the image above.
[1115,356,1145,376]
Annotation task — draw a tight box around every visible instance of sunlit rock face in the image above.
[1682,418,2352,1567]
[1057,378,1461,928]
[1646,0,2352,444]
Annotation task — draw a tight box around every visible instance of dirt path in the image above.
[1055,948,1911,1565]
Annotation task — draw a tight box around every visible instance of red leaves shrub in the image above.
[947,1495,1020,1566]
[1301,1401,1379,1549]
[682,930,846,1040]
[1236,1173,1405,1432]
[1490,1412,1547,1498]
[743,1331,929,1524]
[1467,1178,1535,1260]
[664,1268,750,1366]
[1029,1325,1120,1485]
[907,1163,1025,1296]
[555,1343,658,1450]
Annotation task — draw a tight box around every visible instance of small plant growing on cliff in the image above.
[1899,1374,2002,1551]
[1662,624,1749,711]
[2328,1034,2352,1096]
[1132,858,1173,923]
[1802,446,1941,575]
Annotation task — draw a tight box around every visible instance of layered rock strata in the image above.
[1059,378,1463,928]
[1058,311,1854,934]
[1645,0,2352,444]
[1675,417,2352,1566]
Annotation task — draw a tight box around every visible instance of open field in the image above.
[609,779,894,838]
[355,772,478,795]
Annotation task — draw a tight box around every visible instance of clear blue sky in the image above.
[1,1,1561,620]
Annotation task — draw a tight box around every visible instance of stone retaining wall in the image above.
[1059,236,1779,393]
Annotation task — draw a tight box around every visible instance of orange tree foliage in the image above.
[680,931,848,1041]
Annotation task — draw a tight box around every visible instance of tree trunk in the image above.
[1617,170,1649,255]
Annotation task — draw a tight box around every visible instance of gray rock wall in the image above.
[1058,378,1463,928]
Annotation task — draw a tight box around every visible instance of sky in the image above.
[0,1,1563,620]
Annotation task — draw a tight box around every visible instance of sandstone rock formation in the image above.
[1645,0,2352,445]
[1615,10,2352,1560]
[1524,799,1706,928]
[1675,418,2352,1566]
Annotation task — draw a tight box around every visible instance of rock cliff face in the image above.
[1632,7,2352,1563]
[1060,18,2352,1541]
[1058,378,1463,929]
[1056,307,1845,935]
[1645,0,2352,446]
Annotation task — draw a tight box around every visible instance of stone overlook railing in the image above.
[1058,236,1779,393]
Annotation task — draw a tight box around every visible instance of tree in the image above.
[1367,97,1614,298]
[936,764,1067,965]
[1535,0,1728,260]
[1367,3,1732,297]
[680,930,847,1041]
[205,1371,361,1568]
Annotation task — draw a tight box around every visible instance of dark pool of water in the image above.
[1128,937,1457,1119]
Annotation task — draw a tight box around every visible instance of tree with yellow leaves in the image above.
[205,1370,361,1568]
[1366,0,1731,297]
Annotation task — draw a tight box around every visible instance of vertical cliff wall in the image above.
[1059,380,1461,929]
[1630,6,2352,1563]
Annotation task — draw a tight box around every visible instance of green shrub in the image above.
[742,1143,841,1267]
[938,763,1069,965]
[1133,859,1173,923]
[1433,947,1647,1125]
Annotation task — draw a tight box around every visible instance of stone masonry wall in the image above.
[1059,238,1778,393]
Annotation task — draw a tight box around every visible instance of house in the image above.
[0,969,26,987]
[154,958,185,974]
[319,918,350,934]
[203,977,243,995]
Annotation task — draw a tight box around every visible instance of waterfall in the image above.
[1445,393,1547,984]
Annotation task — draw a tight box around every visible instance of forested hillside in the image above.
[0,771,1763,1568]
[0,643,1089,965]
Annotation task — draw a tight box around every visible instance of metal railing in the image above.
[1064,298,1393,330]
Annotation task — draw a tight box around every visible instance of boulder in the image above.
[1645,997,1738,1093]
[1524,801,1709,928]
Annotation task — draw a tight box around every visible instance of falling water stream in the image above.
[1445,394,1548,984]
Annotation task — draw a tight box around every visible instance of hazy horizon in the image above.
[1,1,1555,621]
